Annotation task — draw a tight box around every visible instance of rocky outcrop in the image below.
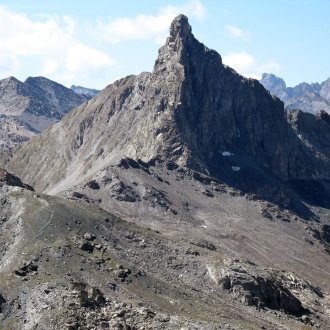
[0,168,33,190]
[14,260,38,276]
[260,73,330,114]
[218,259,323,316]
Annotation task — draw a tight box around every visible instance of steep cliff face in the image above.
[166,16,294,179]
[7,15,330,193]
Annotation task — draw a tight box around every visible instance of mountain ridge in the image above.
[7,15,330,197]
[0,75,89,163]
[260,73,330,114]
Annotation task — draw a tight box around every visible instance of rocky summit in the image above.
[1,15,330,329]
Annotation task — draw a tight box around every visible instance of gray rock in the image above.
[80,241,94,253]
[94,244,102,250]
[192,239,216,251]
[220,260,316,316]
[14,261,38,276]
[301,315,309,323]
[84,233,96,241]
[85,180,100,190]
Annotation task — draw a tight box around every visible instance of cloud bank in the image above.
[0,5,114,84]
[223,51,281,80]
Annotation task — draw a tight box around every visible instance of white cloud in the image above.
[225,25,250,41]
[223,51,255,72]
[0,5,114,84]
[97,0,207,45]
[185,0,207,21]
[222,51,281,80]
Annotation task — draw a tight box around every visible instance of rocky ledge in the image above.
[0,168,33,191]
[216,259,324,326]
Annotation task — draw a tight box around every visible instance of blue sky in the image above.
[0,0,329,89]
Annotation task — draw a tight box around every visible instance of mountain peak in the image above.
[9,14,330,194]
[169,14,192,40]
[154,14,221,74]
[0,76,22,86]
[261,73,286,88]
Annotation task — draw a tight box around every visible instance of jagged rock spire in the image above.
[169,14,192,41]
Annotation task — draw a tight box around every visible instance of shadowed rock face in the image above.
[219,259,318,316]
[0,168,33,191]
[166,16,292,178]
[6,16,330,197]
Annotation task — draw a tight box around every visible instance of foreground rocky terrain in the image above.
[1,15,330,329]
[0,76,89,163]
[0,166,329,329]
[260,73,330,114]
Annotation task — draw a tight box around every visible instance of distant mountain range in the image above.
[71,85,100,98]
[0,76,90,163]
[260,73,330,114]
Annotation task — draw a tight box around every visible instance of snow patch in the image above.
[222,151,233,157]
[231,166,240,172]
